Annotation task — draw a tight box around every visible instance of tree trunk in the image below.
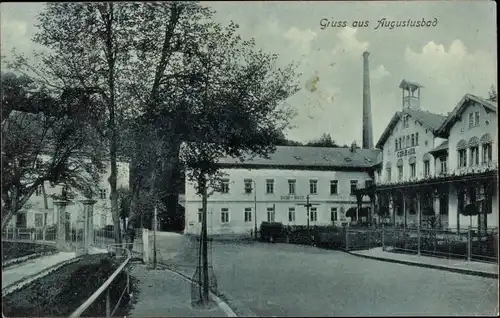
[41,183,49,210]
[201,177,209,304]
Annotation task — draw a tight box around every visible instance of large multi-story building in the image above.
[183,145,381,235]
[357,80,498,232]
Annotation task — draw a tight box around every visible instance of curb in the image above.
[153,264,238,317]
[2,256,82,297]
[346,251,499,279]
[2,250,59,269]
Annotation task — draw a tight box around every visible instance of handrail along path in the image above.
[69,244,132,318]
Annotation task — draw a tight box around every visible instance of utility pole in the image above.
[153,205,157,269]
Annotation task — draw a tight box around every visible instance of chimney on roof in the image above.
[351,141,357,152]
[362,51,374,149]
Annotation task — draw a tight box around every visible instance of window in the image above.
[99,188,107,200]
[469,113,474,128]
[310,180,318,194]
[406,136,410,148]
[410,163,416,178]
[267,207,275,222]
[331,207,338,222]
[423,160,430,177]
[350,180,358,194]
[35,186,42,196]
[398,166,403,180]
[244,208,252,222]
[266,179,274,194]
[474,111,480,126]
[288,179,296,195]
[35,213,44,227]
[330,180,338,195]
[310,207,317,222]
[458,149,467,168]
[288,208,295,222]
[198,208,203,223]
[221,208,229,223]
[399,137,403,149]
[386,168,392,181]
[411,134,415,146]
[440,157,448,174]
[470,146,479,166]
[244,179,253,194]
[395,139,398,150]
[482,144,492,163]
[416,133,419,146]
[221,179,230,193]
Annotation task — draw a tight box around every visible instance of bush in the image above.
[259,222,284,242]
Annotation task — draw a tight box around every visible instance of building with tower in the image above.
[355,80,498,233]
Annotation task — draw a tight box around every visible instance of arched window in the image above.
[395,139,398,150]
[457,139,467,168]
[468,137,480,166]
[480,133,493,164]
[406,135,410,147]
[423,153,431,177]
[416,132,419,145]
[411,134,415,146]
[396,159,404,180]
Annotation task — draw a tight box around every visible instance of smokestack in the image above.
[362,51,374,149]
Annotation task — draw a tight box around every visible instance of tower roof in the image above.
[399,79,423,91]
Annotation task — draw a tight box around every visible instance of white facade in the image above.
[374,83,498,230]
[8,159,130,230]
[184,167,373,235]
[444,97,498,229]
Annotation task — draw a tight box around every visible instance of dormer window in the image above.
[293,156,302,161]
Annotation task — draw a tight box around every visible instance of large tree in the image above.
[1,73,105,229]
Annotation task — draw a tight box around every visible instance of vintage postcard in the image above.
[1,1,497,317]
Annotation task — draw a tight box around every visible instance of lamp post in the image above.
[252,180,258,240]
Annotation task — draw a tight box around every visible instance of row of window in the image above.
[34,186,108,200]
[395,132,419,150]
[386,158,442,181]
[197,207,344,224]
[222,179,373,195]
[457,143,493,168]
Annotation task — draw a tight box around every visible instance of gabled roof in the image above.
[436,93,497,137]
[429,140,448,154]
[375,109,447,149]
[216,145,381,170]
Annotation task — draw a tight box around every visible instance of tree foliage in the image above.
[1,72,105,229]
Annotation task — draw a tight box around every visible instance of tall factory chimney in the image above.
[362,51,374,149]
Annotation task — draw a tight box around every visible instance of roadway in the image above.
[152,233,498,316]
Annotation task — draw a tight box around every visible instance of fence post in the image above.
[126,271,130,296]
[105,288,111,317]
[467,226,471,261]
[345,228,349,251]
[417,224,421,256]
[382,225,385,251]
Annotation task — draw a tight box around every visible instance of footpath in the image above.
[2,247,108,294]
[129,264,236,317]
[347,247,498,279]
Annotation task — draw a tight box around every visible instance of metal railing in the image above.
[345,226,498,263]
[69,244,132,318]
